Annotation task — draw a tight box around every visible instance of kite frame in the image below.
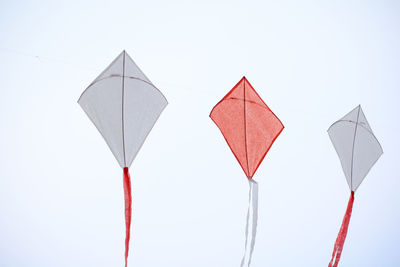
[327,105,383,191]
[210,76,284,179]
[78,51,168,168]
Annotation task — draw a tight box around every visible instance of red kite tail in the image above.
[123,167,132,267]
[328,191,355,267]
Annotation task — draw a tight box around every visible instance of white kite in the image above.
[78,50,168,267]
[327,105,383,267]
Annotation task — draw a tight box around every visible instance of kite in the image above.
[210,76,284,267]
[327,105,383,267]
[78,50,168,267]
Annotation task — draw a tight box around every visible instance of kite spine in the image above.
[350,106,361,190]
[243,78,250,178]
[121,51,127,167]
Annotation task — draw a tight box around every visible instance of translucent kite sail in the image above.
[327,105,382,267]
[78,50,168,267]
[210,77,283,267]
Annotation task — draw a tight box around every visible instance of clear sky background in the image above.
[0,1,399,266]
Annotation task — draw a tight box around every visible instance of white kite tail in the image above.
[240,179,259,267]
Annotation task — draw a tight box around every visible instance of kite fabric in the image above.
[210,76,283,266]
[327,105,383,267]
[78,50,168,267]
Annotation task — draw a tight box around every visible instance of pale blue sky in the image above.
[0,1,399,266]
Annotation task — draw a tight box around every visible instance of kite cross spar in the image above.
[327,105,383,267]
[78,50,168,267]
[210,77,284,267]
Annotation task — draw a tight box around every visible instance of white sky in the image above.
[0,1,399,266]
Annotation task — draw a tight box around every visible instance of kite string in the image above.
[0,47,98,70]
[123,167,132,267]
[328,191,355,267]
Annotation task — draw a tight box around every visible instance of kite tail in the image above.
[240,179,259,267]
[123,167,132,267]
[328,191,355,267]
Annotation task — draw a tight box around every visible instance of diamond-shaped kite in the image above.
[327,105,383,267]
[78,51,168,267]
[210,76,284,266]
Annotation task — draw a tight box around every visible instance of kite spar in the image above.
[327,105,383,267]
[210,77,284,266]
[78,51,168,266]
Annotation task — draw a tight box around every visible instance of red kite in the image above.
[210,76,284,266]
